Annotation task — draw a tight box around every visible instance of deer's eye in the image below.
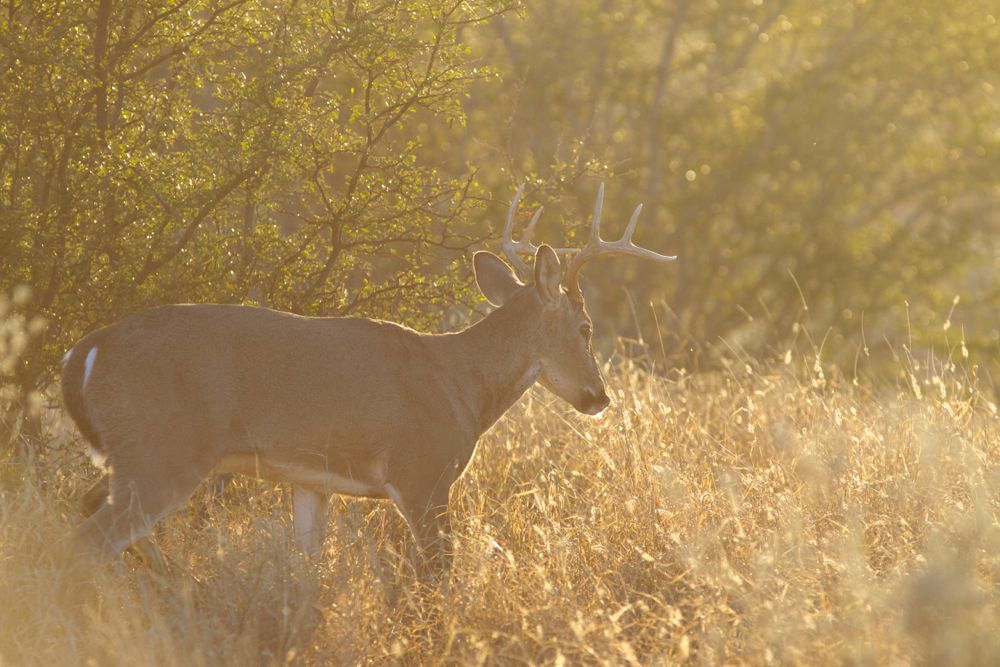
[580,323,593,340]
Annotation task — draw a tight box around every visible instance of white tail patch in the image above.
[86,444,108,470]
[82,346,98,390]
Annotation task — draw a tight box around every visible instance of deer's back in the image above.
[63,304,456,463]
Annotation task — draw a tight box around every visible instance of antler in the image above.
[501,184,578,281]
[501,183,676,293]
[562,183,677,301]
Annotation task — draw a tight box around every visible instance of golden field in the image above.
[1,348,999,665]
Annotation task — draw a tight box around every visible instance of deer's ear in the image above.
[474,251,522,306]
[534,244,562,309]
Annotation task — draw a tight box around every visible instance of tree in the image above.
[457,0,1000,369]
[0,0,511,426]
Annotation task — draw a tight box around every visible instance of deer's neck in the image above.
[436,292,543,437]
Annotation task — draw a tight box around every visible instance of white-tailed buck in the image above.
[62,184,674,574]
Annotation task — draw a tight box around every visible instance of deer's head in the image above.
[473,184,676,416]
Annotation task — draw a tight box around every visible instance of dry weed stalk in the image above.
[1,321,998,664]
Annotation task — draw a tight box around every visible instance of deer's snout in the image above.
[580,387,610,415]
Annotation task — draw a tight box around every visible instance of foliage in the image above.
[0,288,47,448]
[456,0,1000,368]
[2,2,999,661]
[4,0,1000,394]
[2,348,999,663]
[3,1,1000,661]
[0,0,511,393]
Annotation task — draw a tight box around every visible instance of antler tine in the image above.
[523,206,544,244]
[615,203,677,261]
[564,184,677,301]
[500,184,534,279]
[590,181,605,242]
[623,203,642,242]
[500,184,579,281]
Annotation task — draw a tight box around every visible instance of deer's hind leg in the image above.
[80,474,110,518]
[79,473,170,567]
[73,441,214,562]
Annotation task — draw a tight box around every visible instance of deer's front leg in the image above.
[292,484,330,557]
[384,477,454,580]
[413,497,452,578]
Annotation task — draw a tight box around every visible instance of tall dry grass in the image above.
[1,330,999,664]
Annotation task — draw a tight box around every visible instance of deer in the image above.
[61,183,675,576]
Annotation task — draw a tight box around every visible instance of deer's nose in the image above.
[581,387,610,415]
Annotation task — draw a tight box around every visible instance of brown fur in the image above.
[62,247,607,574]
